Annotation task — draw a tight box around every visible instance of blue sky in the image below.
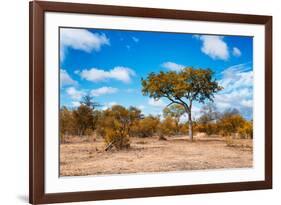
[60,27,253,120]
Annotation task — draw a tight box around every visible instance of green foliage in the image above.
[163,104,185,119]
[163,104,185,134]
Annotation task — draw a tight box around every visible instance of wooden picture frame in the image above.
[29,1,272,204]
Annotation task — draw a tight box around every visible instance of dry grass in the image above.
[60,134,253,176]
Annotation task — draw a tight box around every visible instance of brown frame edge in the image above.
[29,1,272,204]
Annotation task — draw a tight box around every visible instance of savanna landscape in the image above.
[59,28,253,176]
[60,135,252,176]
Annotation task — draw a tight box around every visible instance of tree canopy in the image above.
[142,67,223,140]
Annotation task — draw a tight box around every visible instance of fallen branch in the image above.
[104,140,115,151]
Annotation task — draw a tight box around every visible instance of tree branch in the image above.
[175,96,190,113]
[160,89,191,113]
[165,102,174,108]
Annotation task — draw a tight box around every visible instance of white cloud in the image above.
[138,105,146,110]
[194,35,229,60]
[148,98,166,107]
[66,87,85,100]
[90,86,118,97]
[60,69,77,87]
[218,63,253,91]
[232,47,242,57]
[79,66,135,83]
[241,99,252,108]
[162,62,185,72]
[215,88,252,107]
[132,37,139,43]
[214,63,253,117]
[71,101,81,107]
[101,101,118,110]
[65,86,118,103]
[108,102,117,106]
[60,28,110,61]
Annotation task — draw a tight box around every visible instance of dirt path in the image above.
[60,135,253,176]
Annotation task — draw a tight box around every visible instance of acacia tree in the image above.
[142,67,222,141]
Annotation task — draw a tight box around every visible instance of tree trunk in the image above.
[188,112,193,141]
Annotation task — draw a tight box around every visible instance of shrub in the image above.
[96,105,132,150]
[179,123,189,135]
[238,121,253,139]
[130,115,159,138]
[158,116,177,136]
[60,106,76,142]
[163,104,185,134]
[73,105,95,136]
[218,114,245,137]
[104,128,130,150]
[196,122,218,136]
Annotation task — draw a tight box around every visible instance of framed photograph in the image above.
[29,1,272,204]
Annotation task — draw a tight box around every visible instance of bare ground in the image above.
[60,134,253,176]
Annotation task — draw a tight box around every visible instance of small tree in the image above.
[80,95,100,109]
[219,114,245,137]
[163,104,185,134]
[71,95,100,137]
[197,103,220,136]
[198,103,219,123]
[142,67,222,141]
[96,105,132,150]
[73,105,94,136]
